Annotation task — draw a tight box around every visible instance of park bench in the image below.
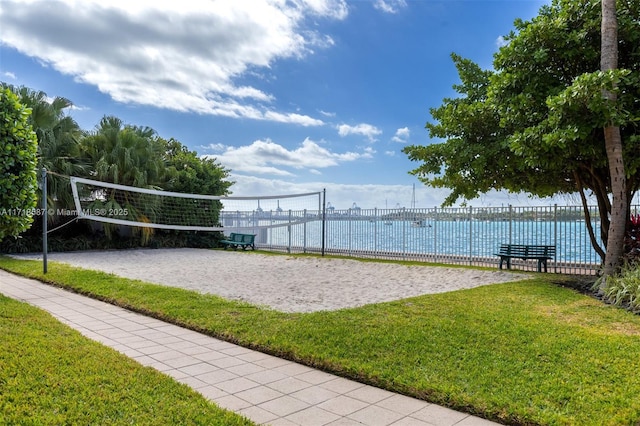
[220,233,256,250]
[494,244,555,272]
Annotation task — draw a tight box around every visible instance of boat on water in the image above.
[383,200,393,225]
[411,219,431,228]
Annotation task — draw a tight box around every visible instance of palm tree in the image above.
[82,116,165,187]
[601,0,627,280]
[2,84,86,212]
[81,115,167,243]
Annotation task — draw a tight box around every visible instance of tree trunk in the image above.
[575,171,606,261]
[601,0,628,282]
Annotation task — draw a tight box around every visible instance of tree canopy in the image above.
[0,83,234,246]
[403,0,640,260]
[160,137,232,196]
[81,115,166,189]
[3,84,86,212]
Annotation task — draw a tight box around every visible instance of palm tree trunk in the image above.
[601,0,628,281]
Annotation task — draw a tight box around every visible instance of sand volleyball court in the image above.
[14,248,529,312]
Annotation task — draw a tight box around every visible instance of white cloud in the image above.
[264,111,324,126]
[68,103,89,112]
[496,35,509,48]
[337,123,382,142]
[319,110,336,117]
[200,143,227,152]
[3,71,17,80]
[0,0,346,125]
[362,146,377,156]
[226,176,571,210]
[204,137,372,177]
[298,0,349,20]
[391,126,410,143]
[374,0,407,14]
[226,176,461,210]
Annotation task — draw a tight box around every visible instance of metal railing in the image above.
[223,204,640,275]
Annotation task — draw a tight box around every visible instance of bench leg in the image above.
[498,257,513,270]
[535,259,548,272]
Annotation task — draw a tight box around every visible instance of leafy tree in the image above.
[160,137,232,196]
[404,0,640,264]
[403,54,568,206]
[158,137,232,228]
[0,88,38,240]
[2,84,86,212]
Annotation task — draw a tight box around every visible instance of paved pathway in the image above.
[0,269,500,426]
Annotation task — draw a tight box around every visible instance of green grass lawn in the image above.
[2,254,640,425]
[0,294,254,425]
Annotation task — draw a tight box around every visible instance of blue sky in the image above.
[0,0,564,209]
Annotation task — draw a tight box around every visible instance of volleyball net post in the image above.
[42,168,48,274]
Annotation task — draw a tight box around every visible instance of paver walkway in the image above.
[0,269,501,426]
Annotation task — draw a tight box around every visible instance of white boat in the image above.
[411,219,431,228]
[409,184,431,227]
[383,200,393,225]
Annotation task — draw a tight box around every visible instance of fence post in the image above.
[303,209,307,253]
[554,204,558,273]
[348,207,352,256]
[434,206,438,263]
[374,208,378,256]
[402,207,407,261]
[508,205,513,244]
[321,189,326,256]
[287,210,292,253]
[469,206,473,265]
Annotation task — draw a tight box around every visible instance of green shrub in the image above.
[0,88,38,240]
[624,214,640,264]
[603,264,640,312]
[0,224,222,254]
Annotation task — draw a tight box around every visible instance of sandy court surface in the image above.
[13,248,529,312]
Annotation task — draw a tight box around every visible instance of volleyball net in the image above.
[69,176,324,232]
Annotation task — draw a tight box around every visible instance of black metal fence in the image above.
[222,204,640,275]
